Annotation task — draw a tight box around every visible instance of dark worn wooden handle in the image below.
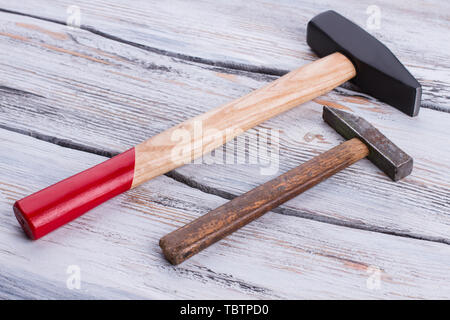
[160,138,369,265]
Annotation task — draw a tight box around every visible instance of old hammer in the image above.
[14,11,421,240]
[160,106,413,265]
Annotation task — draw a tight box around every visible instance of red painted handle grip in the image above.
[13,148,135,240]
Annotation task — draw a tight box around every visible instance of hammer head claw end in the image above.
[308,11,421,117]
[323,106,413,181]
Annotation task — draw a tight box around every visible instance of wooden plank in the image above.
[0,12,448,243]
[1,128,449,299]
[1,0,449,110]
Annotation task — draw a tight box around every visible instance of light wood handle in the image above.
[132,52,356,187]
[160,138,369,265]
[14,52,355,240]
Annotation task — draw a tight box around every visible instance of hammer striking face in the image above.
[308,10,422,116]
[323,106,413,181]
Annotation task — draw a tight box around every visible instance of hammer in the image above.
[160,106,413,265]
[14,11,421,240]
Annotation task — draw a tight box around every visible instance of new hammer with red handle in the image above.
[14,11,421,240]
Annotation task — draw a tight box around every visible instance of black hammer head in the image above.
[308,11,421,117]
[323,106,413,181]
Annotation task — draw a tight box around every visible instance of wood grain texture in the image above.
[161,138,369,265]
[0,12,448,244]
[1,129,449,299]
[1,0,448,110]
[0,2,449,299]
[132,53,355,187]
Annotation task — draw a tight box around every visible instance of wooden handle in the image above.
[160,138,369,265]
[14,53,355,240]
[132,52,355,187]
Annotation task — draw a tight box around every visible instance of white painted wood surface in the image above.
[1,129,450,299]
[0,12,448,242]
[0,1,449,299]
[2,0,449,110]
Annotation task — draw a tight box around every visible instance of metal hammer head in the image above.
[323,106,413,181]
[308,11,421,117]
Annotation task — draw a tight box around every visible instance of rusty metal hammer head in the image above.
[308,11,421,117]
[323,106,413,181]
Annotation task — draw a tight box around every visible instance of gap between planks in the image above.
[0,8,287,76]
[0,7,447,114]
[0,8,447,245]
[1,122,448,247]
[3,127,449,299]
